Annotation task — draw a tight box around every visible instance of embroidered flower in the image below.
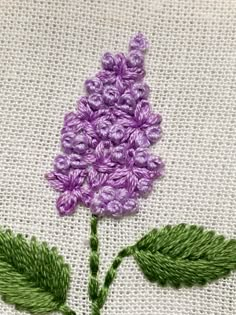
[47,33,164,217]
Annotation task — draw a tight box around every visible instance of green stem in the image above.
[94,247,134,312]
[89,215,100,302]
[89,215,134,314]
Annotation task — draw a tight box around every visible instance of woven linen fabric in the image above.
[0,0,236,314]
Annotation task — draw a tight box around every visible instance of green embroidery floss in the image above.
[133,224,236,287]
[0,229,75,315]
[89,216,100,303]
[89,216,134,315]
[89,221,236,314]
[0,221,236,315]
[94,247,134,314]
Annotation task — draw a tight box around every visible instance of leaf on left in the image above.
[0,229,76,314]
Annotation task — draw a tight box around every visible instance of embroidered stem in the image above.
[89,215,100,303]
[94,247,134,313]
[89,215,134,314]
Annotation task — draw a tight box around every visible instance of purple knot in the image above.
[56,191,78,216]
[85,77,103,94]
[147,156,164,173]
[115,188,129,201]
[127,50,144,68]
[123,199,138,213]
[109,124,125,144]
[118,92,136,114]
[69,154,87,169]
[106,200,123,217]
[95,118,112,139]
[137,178,152,194]
[111,145,126,163]
[103,86,120,106]
[99,186,116,203]
[54,155,70,172]
[88,93,103,110]
[146,126,162,143]
[73,134,88,154]
[102,52,116,71]
[91,198,106,216]
[61,132,75,152]
[133,132,150,148]
[132,82,149,101]
[129,33,149,52]
[134,148,149,167]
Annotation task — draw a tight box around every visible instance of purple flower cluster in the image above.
[46,33,164,217]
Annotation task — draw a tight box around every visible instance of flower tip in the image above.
[129,33,149,52]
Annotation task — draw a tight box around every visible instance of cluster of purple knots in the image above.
[46,33,164,217]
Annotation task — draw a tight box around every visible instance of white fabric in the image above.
[0,0,236,314]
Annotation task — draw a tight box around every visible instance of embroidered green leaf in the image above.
[0,229,76,315]
[133,224,236,287]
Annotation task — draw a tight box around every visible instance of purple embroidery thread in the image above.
[46,33,164,217]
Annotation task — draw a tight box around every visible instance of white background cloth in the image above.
[0,0,236,314]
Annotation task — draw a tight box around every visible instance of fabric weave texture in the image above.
[0,0,236,314]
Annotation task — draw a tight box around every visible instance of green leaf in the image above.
[0,229,76,314]
[133,224,236,288]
